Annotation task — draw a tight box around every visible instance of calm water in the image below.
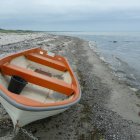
[52,32,140,89]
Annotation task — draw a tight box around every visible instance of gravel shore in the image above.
[0,32,139,140]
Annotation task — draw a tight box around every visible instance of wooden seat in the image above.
[1,63,74,96]
[26,53,67,72]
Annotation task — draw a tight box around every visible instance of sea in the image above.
[52,32,140,90]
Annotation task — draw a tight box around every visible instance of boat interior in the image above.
[0,48,75,104]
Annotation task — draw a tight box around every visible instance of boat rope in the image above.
[11,120,38,140]
[20,127,38,140]
[0,118,38,140]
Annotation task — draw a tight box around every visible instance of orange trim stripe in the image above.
[1,63,73,96]
[0,48,80,107]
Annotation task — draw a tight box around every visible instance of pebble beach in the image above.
[0,32,140,140]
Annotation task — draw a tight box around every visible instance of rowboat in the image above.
[0,47,81,127]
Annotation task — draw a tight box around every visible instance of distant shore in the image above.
[0,32,139,140]
[0,28,35,33]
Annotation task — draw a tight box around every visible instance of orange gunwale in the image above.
[0,47,80,107]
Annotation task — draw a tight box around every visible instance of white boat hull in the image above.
[0,48,81,127]
[0,96,67,127]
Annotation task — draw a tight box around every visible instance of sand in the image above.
[0,32,139,140]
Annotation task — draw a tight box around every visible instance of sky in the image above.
[0,0,140,31]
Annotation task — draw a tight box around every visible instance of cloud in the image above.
[0,0,140,31]
[1,0,140,15]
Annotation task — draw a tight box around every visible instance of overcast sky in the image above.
[0,0,140,31]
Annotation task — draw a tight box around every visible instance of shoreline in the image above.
[0,32,139,140]
[88,40,140,123]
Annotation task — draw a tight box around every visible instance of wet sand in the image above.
[0,32,140,140]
